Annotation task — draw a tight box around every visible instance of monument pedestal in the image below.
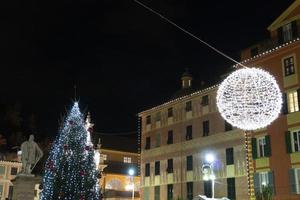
[12,174,40,200]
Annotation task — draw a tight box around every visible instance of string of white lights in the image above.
[133,0,248,68]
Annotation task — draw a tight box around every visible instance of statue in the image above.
[20,134,43,174]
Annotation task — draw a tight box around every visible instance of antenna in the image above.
[74,85,77,100]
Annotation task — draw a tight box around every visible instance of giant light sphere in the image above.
[216,67,282,130]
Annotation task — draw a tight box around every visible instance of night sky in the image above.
[0,0,295,138]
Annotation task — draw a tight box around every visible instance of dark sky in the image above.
[0,0,295,137]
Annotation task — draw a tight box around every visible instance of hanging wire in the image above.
[134,0,248,68]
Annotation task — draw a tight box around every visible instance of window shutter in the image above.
[268,171,275,195]
[285,131,292,153]
[253,173,260,195]
[289,168,297,194]
[264,135,272,157]
[282,93,288,115]
[292,21,298,39]
[278,27,283,44]
[297,89,300,109]
[251,137,258,159]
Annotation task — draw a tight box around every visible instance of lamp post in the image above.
[128,168,135,200]
[202,153,215,199]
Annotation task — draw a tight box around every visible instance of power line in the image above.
[133,0,247,68]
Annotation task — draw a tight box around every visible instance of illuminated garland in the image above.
[216,67,282,130]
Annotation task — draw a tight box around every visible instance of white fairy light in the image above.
[216,67,282,130]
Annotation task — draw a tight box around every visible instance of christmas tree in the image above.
[40,102,100,200]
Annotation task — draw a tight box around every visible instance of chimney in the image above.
[181,68,193,89]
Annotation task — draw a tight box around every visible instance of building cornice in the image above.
[235,38,300,68]
[138,84,219,116]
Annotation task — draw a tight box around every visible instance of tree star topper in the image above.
[216,67,282,130]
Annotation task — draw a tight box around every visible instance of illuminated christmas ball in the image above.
[216,67,282,130]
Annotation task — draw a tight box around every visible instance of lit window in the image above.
[288,91,299,113]
[257,137,266,158]
[284,56,295,76]
[102,154,107,161]
[258,172,269,191]
[124,157,132,163]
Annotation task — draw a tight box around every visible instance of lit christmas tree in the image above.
[40,102,100,200]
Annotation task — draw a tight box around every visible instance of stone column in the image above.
[12,174,40,200]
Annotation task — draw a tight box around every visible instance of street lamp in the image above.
[128,168,135,200]
[202,153,215,199]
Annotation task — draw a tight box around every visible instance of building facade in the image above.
[238,1,300,199]
[0,161,22,199]
[93,133,140,200]
[139,72,248,200]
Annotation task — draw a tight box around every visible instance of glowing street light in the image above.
[128,168,135,200]
[202,153,216,199]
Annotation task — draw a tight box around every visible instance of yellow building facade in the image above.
[0,161,22,199]
[139,72,247,200]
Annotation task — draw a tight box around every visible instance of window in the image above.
[155,161,160,175]
[144,187,150,200]
[283,23,293,42]
[168,108,173,118]
[167,131,173,144]
[250,47,258,57]
[226,148,234,165]
[284,56,295,76]
[187,182,193,200]
[8,185,13,199]
[167,159,173,173]
[186,125,192,140]
[292,130,300,152]
[288,90,299,113]
[227,178,236,200]
[102,154,107,161]
[254,171,274,193]
[145,137,150,150]
[225,121,233,131]
[123,157,132,163]
[0,184,3,198]
[156,133,161,147]
[156,112,161,121]
[187,155,193,171]
[289,168,300,194]
[146,115,151,125]
[145,163,150,177]
[167,184,173,200]
[204,180,212,198]
[203,121,210,136]
[10,167,18,175]
[257,137,266,158]
[252,136,271,159]
[201,95,209,106]
[186,101,192,112]
[0,166,5,174]
[278,21,298,44]
[155,186,160,200]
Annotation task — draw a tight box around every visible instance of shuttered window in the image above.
[252,135,271,159]
[154,186,160,200]
[254,171,275,194]
[167,159,173,173]
[187,182,193,200]
[187,155,193,171]
[289,168,300,194]
[167,184,173,200]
